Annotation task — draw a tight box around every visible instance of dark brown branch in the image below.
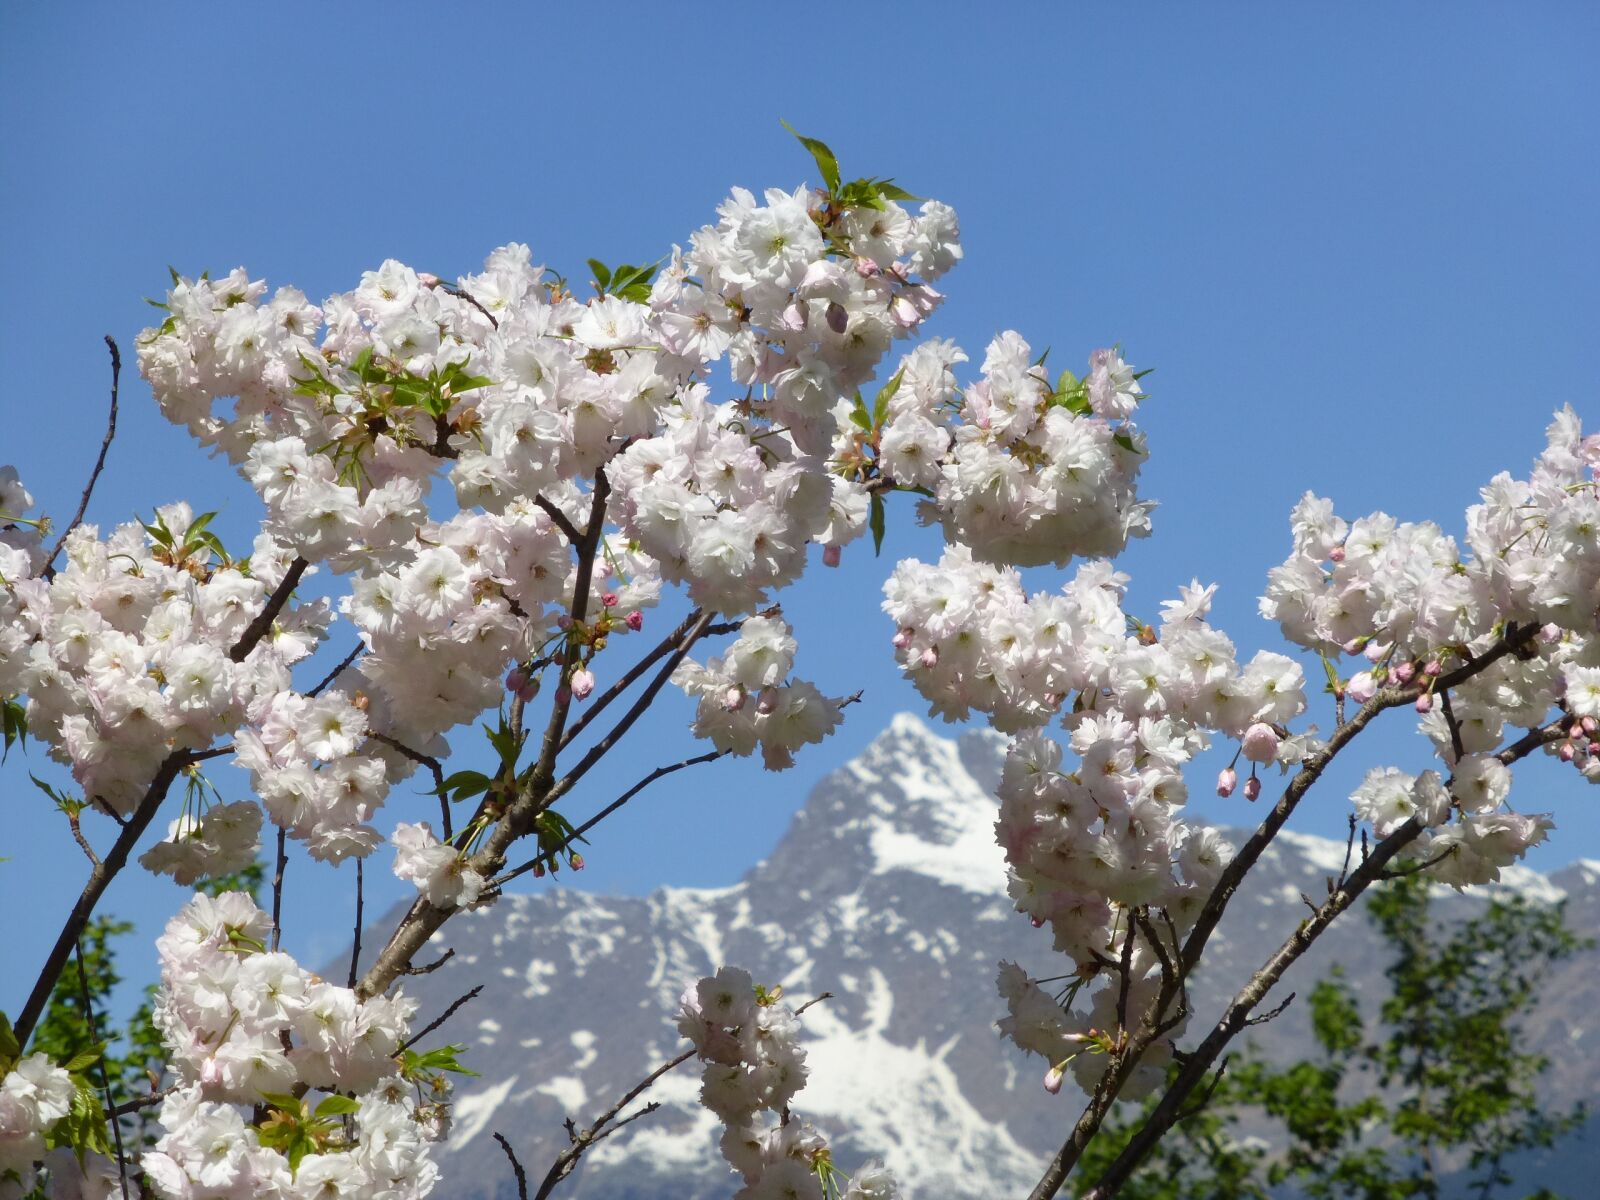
[369,731,451,840]
[229,557,309,663]
[110,1085,175,1117]
[15,751,195,1046]
[1439,688,1467,764]
[489,749,726,891]
[532,495,584,546]
[271,827,287,952]
[438,282,499,329]
[533,1048,694,1200]
[1244,992,1295,1027]
[402,948,455,976]
[306,642,364,699]
[75,939,131,1200]
[43,337,120,575]
[542,610,716,809]
[347,857,364,989]
[493,1132,528,1200]
[1174,1056,1230,1125]
[558,612,741,753]
[400,984,484,1052]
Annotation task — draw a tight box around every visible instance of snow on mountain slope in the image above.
[355,714,1598,1200]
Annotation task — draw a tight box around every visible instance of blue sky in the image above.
[3,3,1597,1021]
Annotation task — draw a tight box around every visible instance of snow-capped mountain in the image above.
[358,715,1600,1199]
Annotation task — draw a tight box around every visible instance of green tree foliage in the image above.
[1077,876,1589,1200]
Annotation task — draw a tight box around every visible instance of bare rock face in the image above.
[359,715,1597,1199]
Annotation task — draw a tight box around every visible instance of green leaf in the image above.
[0,1011,20,1061]
[314,1094,362,1117]
[433,770,492,803]
[260,1091,306,1114]
[873,369,904,428]
[869,493,886,557]
[848,393,872,433]
[586,259,612,291]
[781,120,841,194]
[1113,431,1139,453]
[62,1044,104,1073]
[874,181,923,203]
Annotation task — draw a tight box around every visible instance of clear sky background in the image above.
[2,3,1597,1022]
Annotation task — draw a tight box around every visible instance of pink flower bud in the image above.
[570,854,585,871]
[1589,741,1600,757]
[920,645,939,668]
[1559,740,1576,763]
[418,272,441,288]
[1540,623,1563,644]
[1243,775,1261,802]
[557,615,573,631]
[1393,661,1416,684]
[1216,767,1237,798]
[626,611,643,631]
[1414,692,1434,713]
[1364,640,1390,663]
[1328,545,1346,563]
[506,667,528,693]
[853,257,881,278]
[1347,671,1378,704]
[1423,659,1443,677]
[532,862,545,878]
[570,668,595,700]
[1584,717,1597,735]
[1044,1064,1065,1095]
[601,591,619,608]
[1029,915,1044,928]
[1342,638,1364,656]
[823,544,842,568]
[723,686,746,713]
[1241,722,1280,764]
[893,627,914,650]
[756,688,779,716]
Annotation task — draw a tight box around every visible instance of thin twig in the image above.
[400,985,484,1052]
[347,857,364,989]
[1379,847,1456,881]
[532,1048,694,1200]
[1173,1057,1231,1125]
[489,750,726,891]
[306,643,364,699]
[271,827,287,952]
[401,948,455,976]
[43,337,120,575]
[110,1085,175,1117]
[74,939,130,1200]
[1244,992,1296,1027]
[493,1132,528,1200]
[67,808,100,867]
[1338,813,1358,888]
[369,731,451,839]
[438,282,499,329]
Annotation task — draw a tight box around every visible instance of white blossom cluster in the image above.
[868,335,1152,568]
[1254,409,1600,882]
[141,892,440,1200]
[671,615,844,770]
[677,968,899,1200]
[0,1053,76,1183]
[13,501,323,817]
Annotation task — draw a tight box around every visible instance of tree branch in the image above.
[493,1131,528,1200]
[43,336,120,576]
[400,984,484,1052]
[229,557,309,663]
